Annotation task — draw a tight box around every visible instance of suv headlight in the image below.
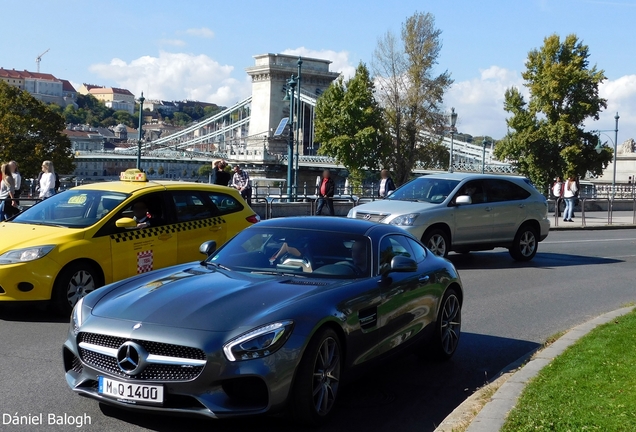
[223,321,294,361]
[389,214,419,226]
[0,245,55,264]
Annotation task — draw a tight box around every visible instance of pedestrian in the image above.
[316,169,335,216]
[39,160,56,200]
[9,161,21,200]
[209,160,219,184]
[552,176,563,217]
[214,160,231,186]
[0,163,18,220]
[563,175,578,222]
[378,169,396,198]
[231,164,252,206]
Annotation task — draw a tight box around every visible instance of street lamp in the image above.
[448,107,458,172]
[283,76,297,199]
[481,138,488,174]
[294,57,302,197]
[594,112,620,200]
[136,92,145,170]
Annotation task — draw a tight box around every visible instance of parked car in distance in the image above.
[347,173,549,261]
[0,169,259,313]
[64,217,463,425]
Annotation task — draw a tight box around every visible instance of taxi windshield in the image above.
[387,177,460,204]
[13,190,129,228]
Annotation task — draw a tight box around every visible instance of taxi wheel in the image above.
[53,263,103,315]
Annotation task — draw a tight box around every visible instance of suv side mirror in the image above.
[199,240,217,257]
[455,195,472,206]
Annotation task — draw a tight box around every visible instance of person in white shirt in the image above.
[378,169,396,198]
[563,176,578,222]
[9,160,21,199]
[39,160,56,200]
[552,176,563,217]
[0,163,17,220]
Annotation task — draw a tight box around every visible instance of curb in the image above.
[435,306,635,432]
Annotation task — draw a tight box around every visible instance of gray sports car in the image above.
[63,217,463,425]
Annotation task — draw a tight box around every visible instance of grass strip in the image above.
[502,310,636,432]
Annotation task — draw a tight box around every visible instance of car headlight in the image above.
[389,213,419,226]
[223,321,294,362]
[71,297,85,335]
[0,245,55,264]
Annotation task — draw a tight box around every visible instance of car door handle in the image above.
[485,207,493,212]
[419,275,430,283]
[209,226,222,231]
[518,204,525,208]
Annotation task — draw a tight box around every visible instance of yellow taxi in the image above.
[0,169,259,313]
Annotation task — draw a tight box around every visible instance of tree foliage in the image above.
[372,11,452,185]
[315,63,389,184]
[0,81,74,178]
[495,34,611,190]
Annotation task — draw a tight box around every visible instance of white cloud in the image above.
[445,66,525,138]
[88,52,251,106]
[158,39,186,47]
[281,47,356,79]
[597,75,636,141]
[185,27,215,39]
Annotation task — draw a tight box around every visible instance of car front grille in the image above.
[355,212,388,223]
[77,332,206,381]
[72,355,83,374]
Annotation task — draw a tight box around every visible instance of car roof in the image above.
[70,180,235,194]
[416,172,526,182]
[256,216,382,235]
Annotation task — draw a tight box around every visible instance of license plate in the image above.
[98,376,164,405]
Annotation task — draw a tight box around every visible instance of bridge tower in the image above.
[245,53,339,158]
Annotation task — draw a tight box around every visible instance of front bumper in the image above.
[63,317,305,419]
[0,258,60,301]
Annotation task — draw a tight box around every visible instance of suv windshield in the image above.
[388,177,460,203]
[209,228,371,279]
[13,190,129,228]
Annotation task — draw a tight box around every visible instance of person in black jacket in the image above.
[316,169,335,216]
[213,160,232,187]
[378,169,396,198]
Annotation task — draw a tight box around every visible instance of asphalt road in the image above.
[1,229,636,432]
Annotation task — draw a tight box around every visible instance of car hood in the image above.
[0,222,83,253]
[353,199,441,218]
[92,264,341,331]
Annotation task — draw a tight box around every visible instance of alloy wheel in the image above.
[440,295,461,355]
[312,337,340,416]
[428,234,447,256]
[519,230,536,257]
[66,270,96,307]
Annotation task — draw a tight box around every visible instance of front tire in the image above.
[290,327,342,426]
[423,228,449,258]
[53,262,102,315]
[430,288,462,361]
[509,225,538,261]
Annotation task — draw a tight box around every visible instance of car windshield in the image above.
[387,177,460,203]
[208,227,371,279]
[13,190,129,228]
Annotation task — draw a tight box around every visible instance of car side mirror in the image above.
[115,217,138,228]
[387,190,394,197]
[382,255,418,275]
[455,195,472,206]
[199,240,217,257]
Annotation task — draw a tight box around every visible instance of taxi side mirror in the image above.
[116,217,138,228]
[199,241,217,257]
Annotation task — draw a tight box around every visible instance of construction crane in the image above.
[35,48,50,73]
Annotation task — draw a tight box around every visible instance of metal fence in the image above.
[550,197,636,227]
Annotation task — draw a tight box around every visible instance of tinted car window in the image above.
[172,191,216,222]
[387,177,460,203]
[206,192,244,216]
[485,179,531,202]
[405,238,427,263]
[453,180,486,204]
[379,235,415,272]
[94,191,168,237]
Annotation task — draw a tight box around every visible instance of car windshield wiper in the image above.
[203,261,231,271]
[21,221,70,228]
[250,270,305,277]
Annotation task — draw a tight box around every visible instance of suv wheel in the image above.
[509,225,538,261]
[423,229,449,258]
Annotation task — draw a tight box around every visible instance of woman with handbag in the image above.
[563,176,578,222]
[0,163,18,220]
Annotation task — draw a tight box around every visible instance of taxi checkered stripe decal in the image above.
[110,217,226,242]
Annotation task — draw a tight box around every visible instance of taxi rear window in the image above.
[13,190,129,228]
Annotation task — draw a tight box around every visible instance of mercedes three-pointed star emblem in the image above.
[116,341,147,375]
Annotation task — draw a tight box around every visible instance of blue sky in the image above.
[2,0,635,140]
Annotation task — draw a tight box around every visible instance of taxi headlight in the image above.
[0,245,55,264]
[389,214,419,226]
[223,321,294,362]
[71,297,85,335]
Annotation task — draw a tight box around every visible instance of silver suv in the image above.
[347,173,550,261]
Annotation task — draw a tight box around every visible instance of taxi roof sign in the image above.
[120,169,148,182]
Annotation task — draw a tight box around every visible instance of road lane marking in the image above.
[543,238,636,244]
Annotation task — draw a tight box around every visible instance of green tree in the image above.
[198,165,213,178]
[372,11,453,184]
[0,82,74,178]
[157,165,165,176]
[172,112,192,126]
[315,62,388,185]
[495,34,611,190]
[147,167,155,175]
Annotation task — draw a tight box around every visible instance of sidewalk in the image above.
[549,210,636,230]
